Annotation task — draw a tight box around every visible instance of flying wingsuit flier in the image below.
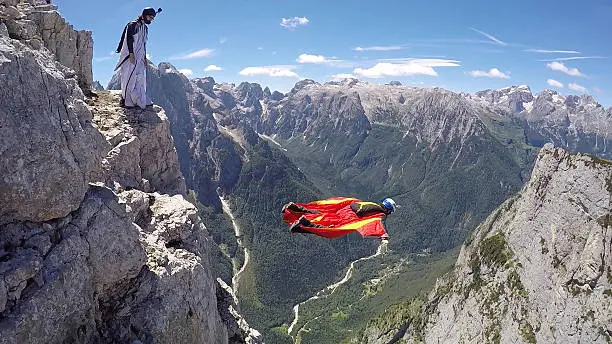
[115,7,159,109]
[282,197,396,240]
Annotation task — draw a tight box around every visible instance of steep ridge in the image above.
[359,144,612,343]
[0,2,258,343]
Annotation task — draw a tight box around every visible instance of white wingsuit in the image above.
[115,18,152,109]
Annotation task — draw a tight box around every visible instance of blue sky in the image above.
[54,0,611,106]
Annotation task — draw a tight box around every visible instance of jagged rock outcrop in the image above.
[0,6,105,225]
[0,185,147,343]
[360,144,612,343]
[108,190,228,344]
[0,88,230,344]
[216,278,263,344]
[89,90,186,195]
[0,4,242,343]
[1,0,93,91]
[109,65,249,208]
[93,80,104,91]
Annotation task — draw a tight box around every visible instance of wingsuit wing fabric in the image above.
[282,197,388,239]
[115,20,152,109]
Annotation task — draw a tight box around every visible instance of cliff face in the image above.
[359,144,612,343]
[0,0,105,225]
[1,0,93,91]
[0,2,244,343]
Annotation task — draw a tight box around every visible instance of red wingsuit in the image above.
[282,197,390,239]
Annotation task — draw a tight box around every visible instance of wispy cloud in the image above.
[353,45,403,52]
[94,56,114,62]
[204,65,223,71]
[354,59,460,78]
[410,38,503,46]
[469,28,507,46]
[539,56,607,62]
[94,51,116,62]
[568,83,587,93]
[546,61,585,77]
[331,73,357,81]
[219,37,228,44]
[280,17,309,30]
[239,65,298,77]
[257,47,264,51]
[169,49,215,60]
[593,87,604,94]
[525,49,580,54]
[178,69,193,76]
[547,79,564,88]
[468,68,510,79]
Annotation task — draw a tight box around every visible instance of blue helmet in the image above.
[381,198,397,213]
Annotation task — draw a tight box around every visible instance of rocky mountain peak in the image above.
[290,78,319,93]
[473,85,534,113]
[236,82,264,107]
[193,76,216,94]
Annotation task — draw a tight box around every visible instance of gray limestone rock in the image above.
[360,144,612,344]
[0,31,105,225]
[90,90,186,196]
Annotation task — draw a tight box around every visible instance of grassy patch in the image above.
[519,321,537,344]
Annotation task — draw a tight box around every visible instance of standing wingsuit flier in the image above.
[115,7,160,109]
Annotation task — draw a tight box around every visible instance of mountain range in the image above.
[108,65,611,343]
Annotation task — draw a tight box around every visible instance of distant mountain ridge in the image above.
[467,84,612,158]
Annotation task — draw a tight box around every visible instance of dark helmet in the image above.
[142,7,157,17]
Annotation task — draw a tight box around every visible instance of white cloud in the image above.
[204,65,223,71]
[169,49,215,60]
[468,68,510,79]
[178,69,193,76]
[354,59,460,78]
[280,17,309,30]
[470,28,507,46]
[257,47,264,51]
[593,87,604,94]
[568,83,587,93]
[296,54,330,64]
[547,79,564,88]
[525,49,580,54]
[331,73,357,81]
[239,65,298,77]
[219,37,228,44]
[354,45,403,52]
[296,53,353,67]
[546,61,585,77]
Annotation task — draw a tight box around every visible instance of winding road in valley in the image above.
[288,240,388,339]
